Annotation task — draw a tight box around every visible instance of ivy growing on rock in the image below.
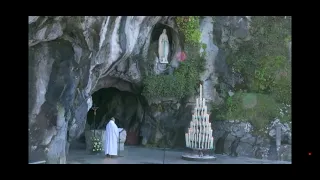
[176,16,201,45]
[227,92,279,130]
[215,16,291,130]
[229,17,291,93]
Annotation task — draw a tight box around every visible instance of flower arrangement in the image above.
[91,137,102,153]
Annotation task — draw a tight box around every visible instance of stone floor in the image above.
[67,146,291,164]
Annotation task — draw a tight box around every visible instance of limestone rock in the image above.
[212,120,291,162]
[268,119,291,144]
[199,16,219,102]
[29,16,170,163]
[29,16,288,163]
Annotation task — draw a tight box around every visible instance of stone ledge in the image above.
[181,154,217,161]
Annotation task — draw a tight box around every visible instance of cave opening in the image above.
[71,87,146,151]
[215,137,225,154]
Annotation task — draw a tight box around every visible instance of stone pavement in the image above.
[67,146,291,164]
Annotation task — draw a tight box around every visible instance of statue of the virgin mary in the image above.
[158,29,169,64]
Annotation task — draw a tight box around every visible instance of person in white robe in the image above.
[105,117,119,157]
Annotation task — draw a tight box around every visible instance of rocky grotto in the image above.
[28,16,292,164]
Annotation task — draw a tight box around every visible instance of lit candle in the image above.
[190,130,193,148]
[185,133,188,147]
[206,114,210,123]
[204,133,207,149]
[204,106,207,115]
[207,134,210,149]
[200,84,202,101]
[211,137,214,149]
[203,98,205,107]
[196,98,199,108]
[194,133,197,148]
[202,133,205,149]
[198,132,201,149]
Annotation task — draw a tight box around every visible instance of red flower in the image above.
[176,51,186,62]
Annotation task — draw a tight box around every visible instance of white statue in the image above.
[158,29,169,64]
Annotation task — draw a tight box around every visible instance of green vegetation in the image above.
[142,43,205,99]
[227,92,279,130]
[176,16,201,44]
[215,16,292,130]
[142,16,204,99]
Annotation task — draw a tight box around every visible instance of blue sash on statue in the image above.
[163,40,168,57]
[161,40,165,57]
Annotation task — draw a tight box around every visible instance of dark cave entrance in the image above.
[86,87,145,146]
[214,137,225,154]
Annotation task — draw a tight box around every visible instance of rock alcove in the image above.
[148,23,181,75]
[151,23,173,58]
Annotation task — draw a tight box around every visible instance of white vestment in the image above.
[105,120,119,156]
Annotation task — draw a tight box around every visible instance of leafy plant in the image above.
[218,92,280,131]
[176,16,201,44]
[271,65,291,105]
[142,44,205,99]
[226,16,291,103]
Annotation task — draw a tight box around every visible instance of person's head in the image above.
[163,29,166,34]
[110,117,115,121]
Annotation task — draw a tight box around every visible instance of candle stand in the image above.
[181,84,217,161]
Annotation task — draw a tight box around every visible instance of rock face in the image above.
[29,16,180,163]
[212,119,291,161]
[29,16,290,163]
[199,17,219,102]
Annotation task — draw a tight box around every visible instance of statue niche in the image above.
[158,29,169,64]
